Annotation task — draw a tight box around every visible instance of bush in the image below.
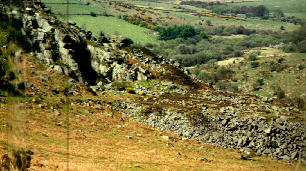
[234,50,243,57]
[268,61,287,72]
[287,97,305,111]
[252,78,264,91]
[215,81,227,90]
[206,20,212,26]
[215,66,234,80]
[282,43,295,52]
[90,12,97,17]
[197,71,218,83]
[296,40,306,53]
[215,81,239,92]
[251,61,260,68]
[144,43,155,48]
[280,25,285,30]
[177,44,196,54]
[271,84,285,99]
[248,53,257,61]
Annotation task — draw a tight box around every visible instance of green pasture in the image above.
[42,0,161,45]
[42,0,103,14]
[65,15,160,45]
[169,11,299,31]
[232,0,306,18]
[127,0,300,31]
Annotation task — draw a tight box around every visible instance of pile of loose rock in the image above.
[114,94,305,160]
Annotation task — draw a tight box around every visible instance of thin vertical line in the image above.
[66,1,70,170]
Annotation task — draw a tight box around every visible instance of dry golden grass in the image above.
[1,103,305,171]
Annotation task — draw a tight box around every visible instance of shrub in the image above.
[197,71,218,83]
[288,97,305,111]
[252,78,264,91]
[234,50,243,57]
[144,43,155,48]
[248,53,257,61]
[215,66,234,80]
[271,84,285,99]
[268,61,287,72]
[296,40,306,53]
[282,43,295,52]
[90,12,97,17]
[215,81,227,90]
[215,81,239,92]
[251,61,260,68]
[199,32,209,39]
[206,20,212,26]
[280,26,285,30]
[177,44,196,54]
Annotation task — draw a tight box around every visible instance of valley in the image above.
[0,0,305,170]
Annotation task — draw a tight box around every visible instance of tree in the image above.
[158,25,197,40]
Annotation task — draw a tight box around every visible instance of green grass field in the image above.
[233,0,306,18]
[168,10,299,31]
[44,4,103,15]
[64,15,160,45]
[127,0,300,31]
[42,0,161,45]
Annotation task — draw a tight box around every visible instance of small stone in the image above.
[42,133,48,137]
[126,136,133,139]
[264,127,272,134]
[136,134,143,137]
[161,136,176,142]
[166,143,174,147]
[195,158,210,162]
[40,74,50,82]
[280,155,290,160]
[291,152,298,159]
[262,149,271,154]
[149,149,157,153]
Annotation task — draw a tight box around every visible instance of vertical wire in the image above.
[66,1,70,170]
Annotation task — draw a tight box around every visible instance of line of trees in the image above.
[156,25,197,40]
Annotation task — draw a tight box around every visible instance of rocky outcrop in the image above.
[13,1,176,85]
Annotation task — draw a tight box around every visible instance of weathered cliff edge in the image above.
[3,1,305,160]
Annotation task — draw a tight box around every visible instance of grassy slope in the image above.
[126,0,299,31]
[0,53,305,170]
[218,47,306,100]
[42,0,160,45]
[67,15,160,45]
[233,0,306,18]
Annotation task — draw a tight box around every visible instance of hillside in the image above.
[0,0,305,170]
